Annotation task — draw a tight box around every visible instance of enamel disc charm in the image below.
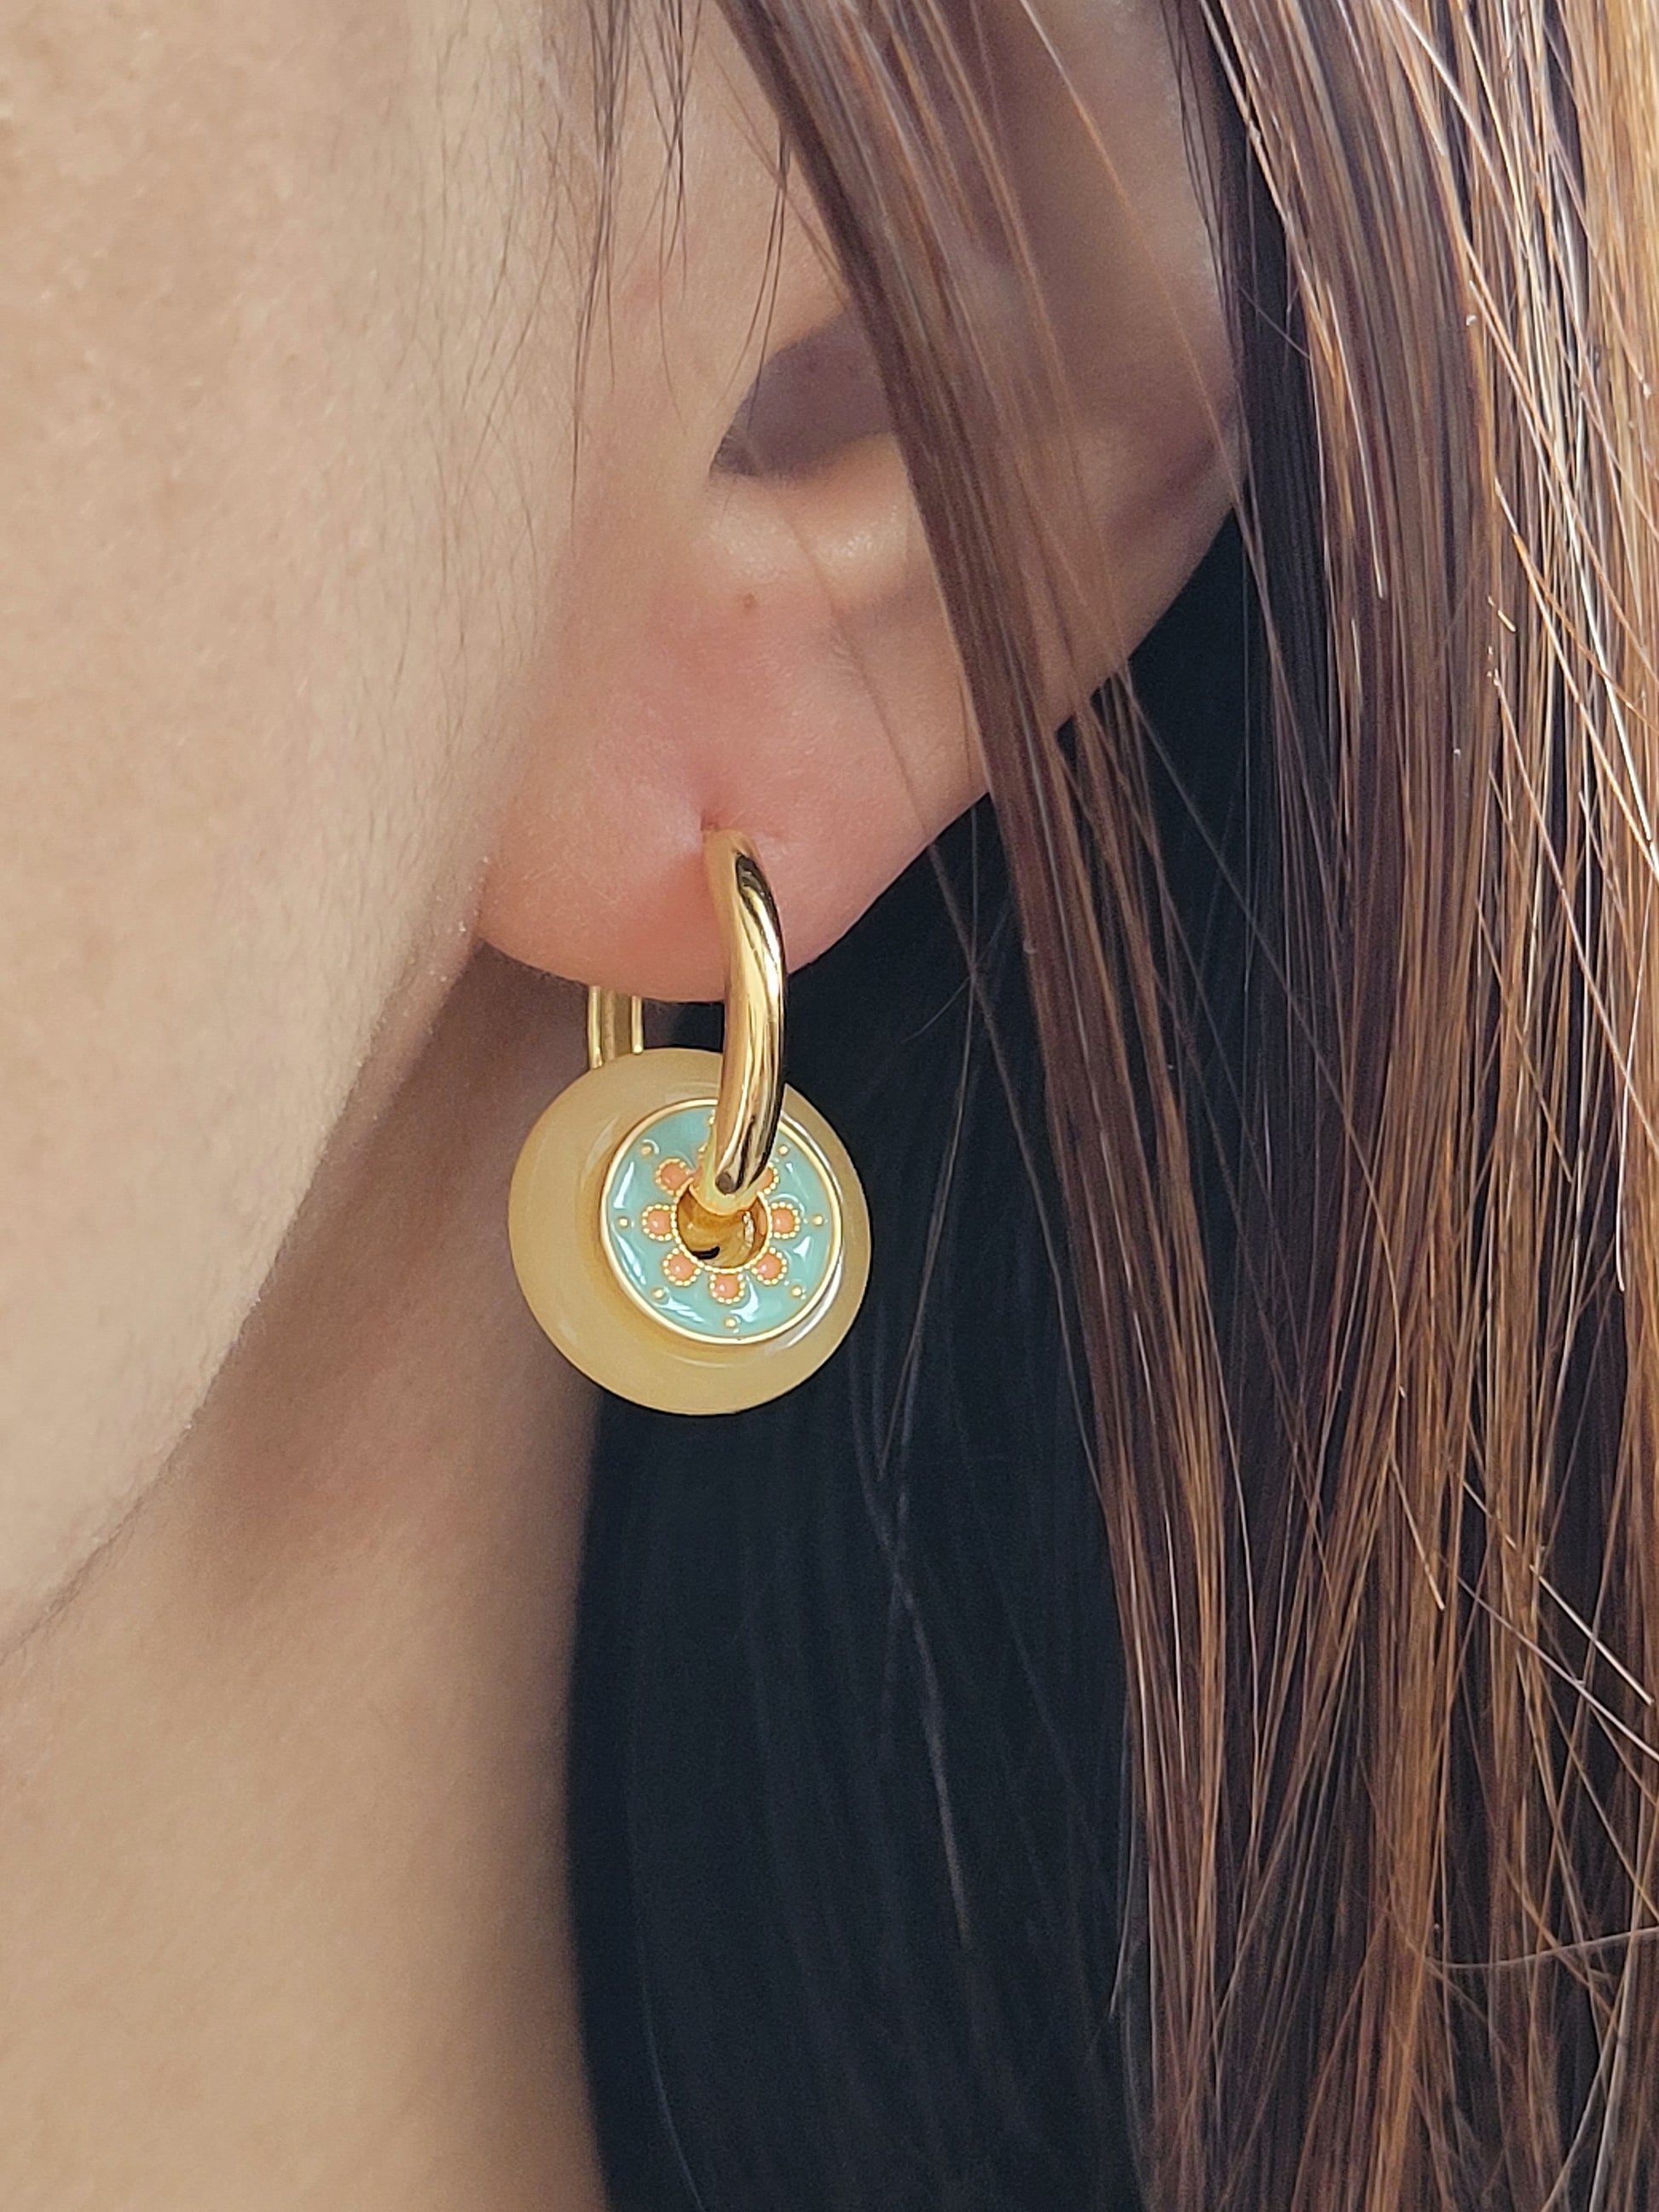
[507,835,870,1415]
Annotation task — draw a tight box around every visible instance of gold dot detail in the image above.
[639,1141,656,1157]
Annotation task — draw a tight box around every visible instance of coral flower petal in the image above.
[769,1202,801,1239]
[708,1272,743,1305]
[753,1251,786,1285]
[656,1157,694,1194]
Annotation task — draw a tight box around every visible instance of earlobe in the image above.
[639,414,986,986]
[477,313,983,1005]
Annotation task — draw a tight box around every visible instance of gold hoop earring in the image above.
[508,832,870,1413]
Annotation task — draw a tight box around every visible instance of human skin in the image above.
[0,0,1231,2202]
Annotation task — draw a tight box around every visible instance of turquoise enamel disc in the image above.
[599,1099,843,1345]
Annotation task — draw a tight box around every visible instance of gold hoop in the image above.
[584,988,642,1067]
[585,829,785,1220]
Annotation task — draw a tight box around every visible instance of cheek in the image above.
[0,0,578,1631]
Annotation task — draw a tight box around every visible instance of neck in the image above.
[0,950,607,2212]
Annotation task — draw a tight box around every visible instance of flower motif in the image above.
[604,1106,834,1343]
[647,1149,806,1314]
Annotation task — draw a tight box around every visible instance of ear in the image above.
[476,2,1234,1005]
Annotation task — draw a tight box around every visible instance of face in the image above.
[0,0,1230,1640]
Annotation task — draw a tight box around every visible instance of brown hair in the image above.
[700,0,1659,2203]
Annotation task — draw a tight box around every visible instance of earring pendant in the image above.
[507,833,870,1414]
